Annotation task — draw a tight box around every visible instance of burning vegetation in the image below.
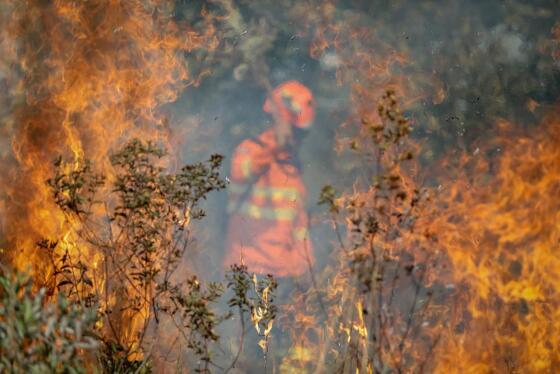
[0,0,559,373]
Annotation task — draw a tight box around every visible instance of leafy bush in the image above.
[0,137,280,372]
[225,264,278,372]
[0,271,98,373]
[44,139,228,369]
[280,90,446,373]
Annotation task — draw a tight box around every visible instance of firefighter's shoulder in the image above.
[235,134,271,154]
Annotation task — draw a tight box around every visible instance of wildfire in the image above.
[430,111,560,372]
[0,0,216,363]
[1,0,558,372]
[281,5,560,372]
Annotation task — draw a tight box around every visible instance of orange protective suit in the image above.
[224,128,314,277]
[224,80,315,277]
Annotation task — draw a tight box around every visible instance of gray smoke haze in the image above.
[169,0,560,280]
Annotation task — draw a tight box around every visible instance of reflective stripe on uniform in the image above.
[228,182,299,202]
[240,158,251,178]
[227,200,296,221]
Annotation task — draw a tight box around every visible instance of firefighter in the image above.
[224,80,316,277]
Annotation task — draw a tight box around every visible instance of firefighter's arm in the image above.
[230,141,276,183]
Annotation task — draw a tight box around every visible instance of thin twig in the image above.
[225,308,246,373]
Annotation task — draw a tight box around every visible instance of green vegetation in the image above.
[0,271,98,373]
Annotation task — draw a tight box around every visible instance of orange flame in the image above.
[429,110,560,372]
[286,5,560,371]
[0,0,216,361]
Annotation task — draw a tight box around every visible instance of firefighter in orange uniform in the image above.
[224,80,315,277]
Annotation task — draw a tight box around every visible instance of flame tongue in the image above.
[430,113,560,371]
[0,0,215,360]
[1,0,210,271]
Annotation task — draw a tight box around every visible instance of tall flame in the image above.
[0,0,217,360]
[430,111,560,371]
[282,5,560,371]
[1,0,214,274]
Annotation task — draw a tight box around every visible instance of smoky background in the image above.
[160,0,560,282]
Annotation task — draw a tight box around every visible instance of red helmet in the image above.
[263,80,315,129]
